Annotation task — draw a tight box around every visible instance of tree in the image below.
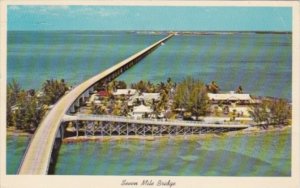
[91,102,101,114]
[248,99,291,128]
[117,80,127,89]
[42,79,69,105]
[207,81,220,93]
[269,99,291,126]
[190,84,210,120]
[235,85,243,94]
[7,85,45,131]
[173,77,210,119]
[167,77,172,84]
[7,80,22,127]
[7,79,22,105]
[7,79,61,131]
[23,95,46,131]
[248,100,270,129]
[157,82,166,92]
[112,103,122,116]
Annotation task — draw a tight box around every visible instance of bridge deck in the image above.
[63,114,249,128]
[18,34,174,174]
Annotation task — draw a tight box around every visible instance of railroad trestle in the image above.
[62,120,243,138]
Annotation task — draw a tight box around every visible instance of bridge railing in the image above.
[75,114,249,127]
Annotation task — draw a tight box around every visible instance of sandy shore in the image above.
[6,127,32,137]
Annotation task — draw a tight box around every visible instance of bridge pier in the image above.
[88,86,94,94]
[84,90,89,98]
[75,99,80,107]
[84,121,95,137]
[109,123,112,136]
[48,123,66,174]
[126,124,129,138]
[61,125,65,140]
[76,121,79,137]
[69,104,76,113]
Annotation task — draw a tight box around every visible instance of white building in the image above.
[208,91,253,104]
[128,92,160,106]
[208,91,254,117]
[139,93,160,102]
[132,104,153,118]
[112,89,137,96]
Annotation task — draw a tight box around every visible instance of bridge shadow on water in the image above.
[48,138,62,175]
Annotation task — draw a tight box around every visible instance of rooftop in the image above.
[208,92,252,101]
[113,89,137,96]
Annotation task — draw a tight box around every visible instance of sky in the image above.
[8,6,292,31]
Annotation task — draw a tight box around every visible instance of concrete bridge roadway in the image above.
[18,34,174,175]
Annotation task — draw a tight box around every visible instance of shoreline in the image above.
[6,125,291,142]
[6,128,32,137]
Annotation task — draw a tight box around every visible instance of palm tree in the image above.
[7,79,22,105]
[42,79,68,105]
[24,95,45,131]
[236,85,243,94]
[167,77,172,84]
[208,81,220,93]
[117,80,127,89]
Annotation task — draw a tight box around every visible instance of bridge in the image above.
[18,34,174,175]
[62,114,249,137]
[18,33,250,175]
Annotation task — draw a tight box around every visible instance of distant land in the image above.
[8,30,292,35]
[131,30,292,35]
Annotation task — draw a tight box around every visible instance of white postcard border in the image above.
[0,1,299,188]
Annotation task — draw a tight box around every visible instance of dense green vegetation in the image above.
[173,77,210,120]
[90,78,174,118]
[41,79,69,105]
[7,79,69,132]
[248,99,291,128]
[6,76,291,132]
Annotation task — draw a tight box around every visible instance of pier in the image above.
[62,114,249,137]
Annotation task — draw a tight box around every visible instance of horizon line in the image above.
[7,29,292,33]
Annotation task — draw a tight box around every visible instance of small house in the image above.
[112,89,137,96]
[132,104,153,118]
[208,91,253,105]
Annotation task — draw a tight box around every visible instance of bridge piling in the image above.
[76,122,79,137]
[126,124,129,137]
[69,104,75,113]
[48,125,65,174]
[75,99,80,107]
[61,125,65,140]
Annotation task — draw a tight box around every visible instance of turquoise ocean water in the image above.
[55,130,291,176]
[6,135,30,174]
[7,31,291,175]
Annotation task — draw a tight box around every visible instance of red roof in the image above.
[98,90,109,97]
